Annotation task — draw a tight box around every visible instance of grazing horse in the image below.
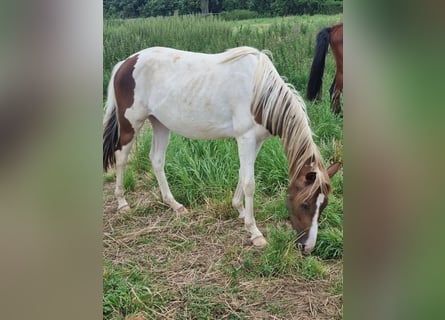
[103,46,340,253]
[307,23,343,114]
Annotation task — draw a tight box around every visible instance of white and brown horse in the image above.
[103,47,340,253]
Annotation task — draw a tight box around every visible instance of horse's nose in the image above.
[300,244,306,253]
[296,239,314,255]
[303,244,314,254]
[296,240,307,254]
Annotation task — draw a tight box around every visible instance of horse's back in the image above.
[131,47,260,139]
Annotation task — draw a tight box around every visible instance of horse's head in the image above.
[286,162,341,254]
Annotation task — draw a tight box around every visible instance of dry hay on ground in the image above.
[103,182,342,319]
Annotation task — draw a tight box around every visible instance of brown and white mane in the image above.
[223,47,331,198]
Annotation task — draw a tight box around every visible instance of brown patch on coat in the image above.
[251,87,274,134]
[251,86,292,137]
[114,54,139,147]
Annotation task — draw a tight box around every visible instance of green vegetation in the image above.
[103,261,171,318]
[104,13,343,319]
[221,227,326,282]
[219,9,259,21]
[103,14,342,100]
[104,0,343,19]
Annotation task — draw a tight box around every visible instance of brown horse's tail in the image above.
[103,61,124,172]
[306,27,332,101]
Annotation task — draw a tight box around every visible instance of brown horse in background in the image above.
[306,23,343,114]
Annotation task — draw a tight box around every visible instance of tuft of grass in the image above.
[163,135,239,206]
[313,227,343,259]
[131,129,153,175]
[123,167,136,192]
[315,191,343,259]
[103,172,115,183]
[221,226,330,281]
[298,255,327,280]
[259,227,301,276]
[260,227,327,279]
[177,285,243,319]
[103,261,171,319]
[255,193,288,222]
[330,167,344,197]
[265,302,285,316]
[330,276,343,296]
[254,137,288,195]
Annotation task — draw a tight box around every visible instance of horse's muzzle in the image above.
[296,236,314,255]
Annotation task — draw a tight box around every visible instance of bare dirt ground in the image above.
[103,182,343,319]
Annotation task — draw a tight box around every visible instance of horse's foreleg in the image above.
[236,134,266,247]
[232,181,244,218]
[232,139,264,219]
[149,116,186,213]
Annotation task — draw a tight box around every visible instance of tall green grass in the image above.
[104,14,342,95]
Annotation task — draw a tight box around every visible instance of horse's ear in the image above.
[305,171,317,184]
[327,162,342,178]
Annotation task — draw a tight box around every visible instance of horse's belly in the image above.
[151,110,236,139]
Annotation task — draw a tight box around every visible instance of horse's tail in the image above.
[103,61,124,172]
[306,27,332,101]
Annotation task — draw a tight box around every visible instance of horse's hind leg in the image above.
[114,119,145,212]
[115,141,134,212]
[329,78,336,104]
[235,133,266,247]
[330,73,342,114]
[331,90,341,114]
[149,116,186,213]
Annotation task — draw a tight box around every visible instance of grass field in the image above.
[104,13,343,319]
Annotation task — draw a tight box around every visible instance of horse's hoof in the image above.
[251,236,268,247]
[176,206,188,213]
[118,204,131,213]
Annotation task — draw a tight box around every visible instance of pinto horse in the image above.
[307,23,343,114]
[103,47,340,253]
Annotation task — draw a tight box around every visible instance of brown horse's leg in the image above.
[329,78,336,104]
[329,78,338,114]
[329,23,343,114]
[330,73,342,114]
[331,91,341,114]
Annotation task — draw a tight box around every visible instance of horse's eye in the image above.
[301,202,310,210]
